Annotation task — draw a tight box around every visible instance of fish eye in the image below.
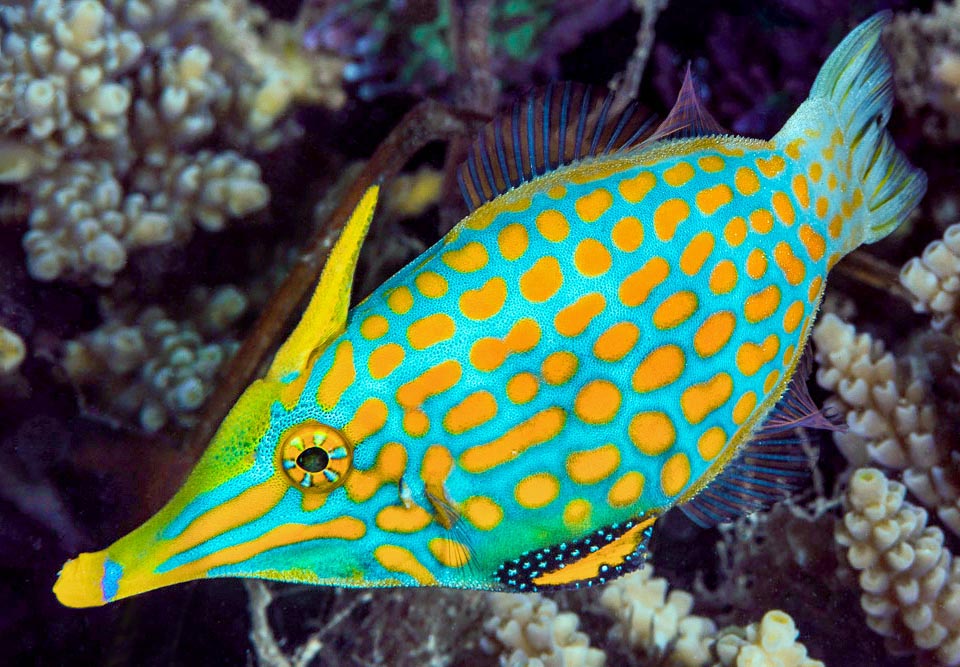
[277,421,354,493]
[296,447,329,472]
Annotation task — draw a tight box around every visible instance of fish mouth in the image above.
[53,551,115,608]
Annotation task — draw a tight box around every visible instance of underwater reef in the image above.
[2,0,960,665]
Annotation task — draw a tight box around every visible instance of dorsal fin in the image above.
[457,82,656,211]
[267,185,380,382]
[646,64,726,144]
[679,346,835,529]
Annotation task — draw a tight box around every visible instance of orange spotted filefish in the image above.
[54,13,925,606]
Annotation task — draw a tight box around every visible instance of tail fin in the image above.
[791,12,926,245]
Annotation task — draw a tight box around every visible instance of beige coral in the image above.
[486,592,606,667]
[812,313,960,536]
[835,468,960,665]
[0,0,143,159]
[62,285,246,431]
[886,0,960,141]
[712,611,824,667]
[0,325,27,374]
[600,566,716,667]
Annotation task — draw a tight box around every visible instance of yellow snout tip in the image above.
[53,551,111,608]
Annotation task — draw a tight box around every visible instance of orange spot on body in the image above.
[555,293,606,337]
[746,248,768,280]
[536,209,570,242]
[698,155,726,172]
[632,344,685,393]
[744,285,781,323]
[735,167,761,196]
[414,271,448,299]
[694,311,735,357]
[756,155,785,178]
[607,472,645,507]
[772,192,796,226]
[663,161,695,187]
[498,223,529,260]
[593,322,640,362]
[376,504,432,533]
[611,216,644,252]
[724,216,747,246]
[774,241,806,285]
[361,314,389,340]
[444,390,498,434]
[506,372,539,404]
[799,225,826,261]
[620,257,669,306]
[442,242,489,272]
[574,379,621,424]
[460,277,507,320]
[542,351,578,385]
[564,499,592,527]
[792,175,810,209]
[696,184,734,215]
[749,209,774,234]
[575,189,613,222]
[697,427,726,461]
[681,372,734,424]
[732,391,757,425]
[618,171,656,203]
[462,496,503,530]
[470,337,507,372]
[653,291,698,329]
[317,341,355,410]
[815,196,829,219]
[709,260,738,295]
[460,407,566,473]
[629,412,675,455]
[680,231,715,275]
[346,443,407,502]
[515,473,561,509]
[344,397,388,443]
[386,286,413,314]
[505,318,541,352]
[809,162,823,182]
[763,369,781,393]
[808,275,823,302]
[428,538,470,568]
[574,239,612,276]
[660,453,690,496]
[566,444,620,484]
[396,360,462,410]
[736,334,780,376]
[374,545,436,585]
[653,199,690,241]
[407,313,455,350]
[520,257,563,302]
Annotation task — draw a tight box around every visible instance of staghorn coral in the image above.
[486,591,606,667]
[61,285,247,432]
[836,468,960,665]
[812,312,960,537]
[886,0,960,142]
[600,566,716,667]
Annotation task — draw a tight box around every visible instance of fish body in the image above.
[54,13,926,606]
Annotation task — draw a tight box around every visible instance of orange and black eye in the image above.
[277,421,353,493]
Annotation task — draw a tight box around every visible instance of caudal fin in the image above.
[807,11,926,244]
